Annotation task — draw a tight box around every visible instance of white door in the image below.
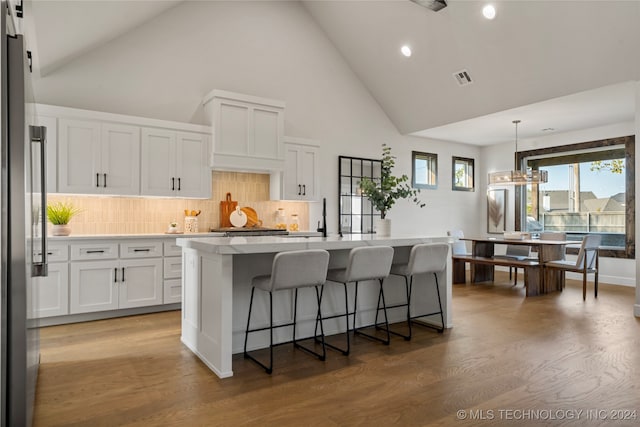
[58,119,101,194]
[119,258,163,309]
[140,128,176,197]
[70,260,118,314]
[101,124,140,195]
[32,263,69,318]
[176,132,210,198]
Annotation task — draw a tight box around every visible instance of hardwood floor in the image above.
[34,273,640,426]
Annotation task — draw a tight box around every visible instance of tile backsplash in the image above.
[49,171,309,235]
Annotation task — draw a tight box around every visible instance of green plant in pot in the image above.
[360,144,425,236]
[47,201,81,236]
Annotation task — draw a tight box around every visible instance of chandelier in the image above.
[488,120,548,186]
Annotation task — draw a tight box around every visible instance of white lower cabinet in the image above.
[70,258,163,314]
[70,260,119,314]
[69,240,165,315]
[37,238,180,320]
[119,258,163,309]
[163,279,182,304]
[32,262,69,318]
[163,239,182,303]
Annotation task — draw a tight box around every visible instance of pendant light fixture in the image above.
[488,120,548,186]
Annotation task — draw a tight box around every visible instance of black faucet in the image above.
[316,197,327,237]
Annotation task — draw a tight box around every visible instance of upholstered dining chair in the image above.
[544,234,601,300]
[244,249,330,374]
[447,229,470,256]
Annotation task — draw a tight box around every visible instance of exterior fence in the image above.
[540,211,625,247]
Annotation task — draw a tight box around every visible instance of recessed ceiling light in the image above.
[482,4,496,20]
[401,45,412,57]
[542,128,556,132]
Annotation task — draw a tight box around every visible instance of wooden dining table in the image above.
[453,237,569,296]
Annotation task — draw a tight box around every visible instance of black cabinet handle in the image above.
[171,177,175,191]
[103,173,107,188]
[122,267,125,282]
[133,248,151,252]
[298,184,301,195]
[302,184,306,196]
[178,178,181,191]
[114,267,118,283]
[96,173,100,187]
[86,250,105,254]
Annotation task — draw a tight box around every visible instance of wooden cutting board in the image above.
[240,207,262,227]
[219,193,237,228]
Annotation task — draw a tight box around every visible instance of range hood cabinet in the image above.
[203,89,285,174]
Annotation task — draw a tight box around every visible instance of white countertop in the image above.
[47,231,322,241]
[177,234,451,255]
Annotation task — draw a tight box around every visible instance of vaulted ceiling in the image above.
[25,0,640,145]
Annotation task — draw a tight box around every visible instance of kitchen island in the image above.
[177,234,452,378]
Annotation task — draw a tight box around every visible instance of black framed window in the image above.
[338,155,382,234]
[412,151,437,189]
[452,156,474,191]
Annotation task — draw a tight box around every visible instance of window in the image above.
[338,156,382,234]
[452,156,474,191]
[412,151,437,189]
[515,136,635,258]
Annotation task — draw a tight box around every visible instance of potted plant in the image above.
[47,201,81,236]
[360,144,425,236]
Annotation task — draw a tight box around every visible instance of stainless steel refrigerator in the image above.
[1,0,48,425]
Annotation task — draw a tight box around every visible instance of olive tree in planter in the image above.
[360,144,425,236]
[47,201,81,236]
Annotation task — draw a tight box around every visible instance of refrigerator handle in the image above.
[31,125,48,277]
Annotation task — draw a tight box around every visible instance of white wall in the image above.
[480,121,637,287]
[31,1,481,238]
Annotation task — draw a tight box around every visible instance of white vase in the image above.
[52,224,71,236]
[376,218,391,236]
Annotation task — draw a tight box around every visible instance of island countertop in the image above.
[176,234,452,254]
[178,233,454,378]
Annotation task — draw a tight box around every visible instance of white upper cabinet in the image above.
[100,124,141,195]
[141,128,210,198]
[282,138,320,201]
[58,119,140,195]
[203,90,285,172]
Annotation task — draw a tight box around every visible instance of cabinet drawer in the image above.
[163,279,182,304]
[120,240,163,259]
[35,242,69,263]
[71,242,118,261]
[163,240,182,257]
[163,256,182,279]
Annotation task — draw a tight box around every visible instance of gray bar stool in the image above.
[243,249,330,374]
[316,246,394,355]
[387,243,448,339]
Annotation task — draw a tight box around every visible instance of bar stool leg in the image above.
[313,283,350,356]
[243,287,256,358]
[353,279,390,345]
[433,273,445,333]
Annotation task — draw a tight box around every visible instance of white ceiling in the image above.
[28,0,183,76]
[412,80,637,145]
[25,0,640,146]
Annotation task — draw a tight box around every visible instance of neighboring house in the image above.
[582,198,625,212]
[542,190,597,211]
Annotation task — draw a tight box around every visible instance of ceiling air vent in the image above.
[453,69,473,86]
[410,0,448,12]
